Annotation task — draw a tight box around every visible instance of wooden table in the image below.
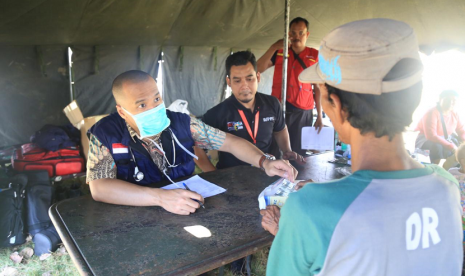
[50,152,343,276]
[295,151,346,182]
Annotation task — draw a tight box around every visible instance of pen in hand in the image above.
[183,183,205,209]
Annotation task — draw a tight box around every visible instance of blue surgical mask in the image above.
[122,103,171,138]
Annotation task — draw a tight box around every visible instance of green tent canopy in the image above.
[1,0,464,146]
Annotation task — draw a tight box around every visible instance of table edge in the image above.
[49,201,94,276]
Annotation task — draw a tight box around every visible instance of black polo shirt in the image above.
[203,92,285,169]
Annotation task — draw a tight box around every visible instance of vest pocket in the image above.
[115,159,130,181]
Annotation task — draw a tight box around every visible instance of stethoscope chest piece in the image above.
[133,166,144,182]
[130,147,145,182]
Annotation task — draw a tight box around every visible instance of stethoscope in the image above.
[129,128,198,182]
[129,147,144,182]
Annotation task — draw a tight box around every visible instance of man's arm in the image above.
[313,84,323,133]
[89,178,203,215]
[219,133,296,180]
[191,118,297,181]
[267,195,314,276]
[260,180,315,236]
[273,126,306,164]
[87,134,203,215]
[272,97,305,164]
[193,146,216,172]
[260,205,281,236]
[273,126,292,153]
[424,110,456,150]
[257,39,283,73]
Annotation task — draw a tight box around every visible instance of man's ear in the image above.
[116,105,127,120]
[226,76,231,87]
[328,92,347,125]
[257,72,261,83]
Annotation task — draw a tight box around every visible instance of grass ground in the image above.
[0,239,79,276]
[0,241,269,276]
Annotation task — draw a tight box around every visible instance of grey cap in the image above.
[299,18,423,95]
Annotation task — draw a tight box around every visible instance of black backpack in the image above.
[0,174,28,247]
[30,124,80,152]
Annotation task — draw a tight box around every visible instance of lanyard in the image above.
[237,109,259,144]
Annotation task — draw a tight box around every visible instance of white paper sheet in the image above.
[301,127,335,151]
[161,175,227,198]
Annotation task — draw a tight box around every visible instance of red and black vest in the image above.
[272,47,319,110]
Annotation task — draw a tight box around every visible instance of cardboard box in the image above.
[63,101,108,160]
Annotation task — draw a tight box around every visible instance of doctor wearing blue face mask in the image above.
[87,70,297,215]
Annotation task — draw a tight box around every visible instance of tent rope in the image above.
[213,46,218,71]
[179,46,184,72]
[35,46,47,77]
[93,46,99,74]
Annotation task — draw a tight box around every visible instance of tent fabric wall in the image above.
[0,45,161,147]
[162,46,230,117]
[0,43,270,147]
[162,47,274,117]
[0,0,464,51]
[0,46,70,147]
[72,45,161,117]
[1,0,465,147]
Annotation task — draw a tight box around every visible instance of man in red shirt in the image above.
[415,90,465,164]
[257,17,322,156]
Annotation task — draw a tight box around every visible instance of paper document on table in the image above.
[301,127,335,151]
[161,175,226,198]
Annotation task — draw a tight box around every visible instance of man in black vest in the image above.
[87,70,297,215]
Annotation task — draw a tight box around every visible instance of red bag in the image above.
[12,144,84,177]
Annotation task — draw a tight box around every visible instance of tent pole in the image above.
[281,0,290,118]
[68,47,75,102]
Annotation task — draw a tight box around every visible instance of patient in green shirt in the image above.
[263,18,463,276]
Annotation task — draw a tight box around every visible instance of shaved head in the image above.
[112,70,153,104]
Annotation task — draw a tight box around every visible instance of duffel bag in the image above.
[20,143,80,160]
[12,147,84,177]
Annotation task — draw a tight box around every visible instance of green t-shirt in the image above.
[267,165,462,276]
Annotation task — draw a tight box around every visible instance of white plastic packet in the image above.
[335,166,352,176]
[258,178,301,209]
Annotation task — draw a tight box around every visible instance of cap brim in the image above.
[298,63,325,84]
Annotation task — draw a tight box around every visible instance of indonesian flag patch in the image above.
[112,143,128,154]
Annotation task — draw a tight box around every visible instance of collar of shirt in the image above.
[126,123,166,171]
[126,123,161,144]
[227,92,263,114]
[126,123,164,157]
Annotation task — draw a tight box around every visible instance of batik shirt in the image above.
[86,116,225,183]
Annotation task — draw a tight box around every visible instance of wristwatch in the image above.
[259,154,276,171]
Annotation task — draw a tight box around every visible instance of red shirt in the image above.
[271,47,319,110]
[415,106,465,150]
